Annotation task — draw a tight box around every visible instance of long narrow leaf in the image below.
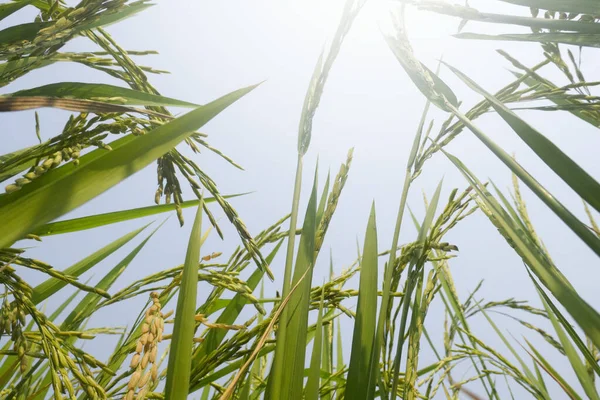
[346,203,378,400]
[30,224,147,304]
[164,202,204,400]
[0,83,258,249]
[446,62,600,214]
[32,193,246,236]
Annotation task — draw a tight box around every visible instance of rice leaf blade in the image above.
[30,224,147,304]
[164,202,204,400]
[0,84,257,249]
[346,203,378,400]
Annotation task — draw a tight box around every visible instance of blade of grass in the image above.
[497,0,600,14]
[390,180,443,398]
[30,224,147,304]
[444,150,600,349]
[9,82,198,108]
[0,0,34,21]
[0,84,258,249]
[346,203,378,400]
[164,201,204,400]
[441,99,600,258]
[525,340,583,400]
[32,193,246,236]
[305,286,326,400]
[445,63,600,214]
[455,32,600,48]
[538,293,599,400]
[265,170,319,400]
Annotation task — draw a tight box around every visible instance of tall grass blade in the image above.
[390,180,443,398]
[346,203,378,400]
[265,173,319,400]
[164,202,204,400]
[305,287,326,400]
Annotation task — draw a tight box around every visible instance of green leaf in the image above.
[446,62,600,214]
[0,144,38,182]
[441,89,600,258]
[538,291,600,400]
[316,171,330,226]
[346,203,378,400]
[9,82,198,108]
[32,193,247,236]
[336,318,344,371]
[33,223,158,400]
[30,225,147,304]
[0,83,258,249]
[476,305,546,395]
[190,239,284,383]
[0,21,48,45]
[81,1,153,31]
[384,32,457,112]
[165,202,204,400]
[0,95,171,115]
[530,275,600,378]
[305,287,326,400]
[444,150,600,350]
[321,253,334,400]
[423,3,600,34]
[498,0,600,15]
[0,0,34,22]
[455,32,600,48]
[391,180,443,397]
[61,223,162,330]
[265,171,319,400]
[525,340,583,400]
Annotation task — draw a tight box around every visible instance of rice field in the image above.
[0,0,599,399]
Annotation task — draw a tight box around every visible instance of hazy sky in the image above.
[4,0,600,398]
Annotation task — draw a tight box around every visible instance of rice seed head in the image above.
[130,353,141,369]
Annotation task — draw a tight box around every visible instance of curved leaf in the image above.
[0,83,258,249]
[10,82,198,108]
[32,193,248,236]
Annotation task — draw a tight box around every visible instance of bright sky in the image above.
[3,0,600,398]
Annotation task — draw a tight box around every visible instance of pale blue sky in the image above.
[3,1,600,398]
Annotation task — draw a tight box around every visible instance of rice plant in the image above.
[0,0,599,399]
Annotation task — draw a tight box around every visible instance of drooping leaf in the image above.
[0,83,258,249]
[445,62,600,215]
[9,82,198,108]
